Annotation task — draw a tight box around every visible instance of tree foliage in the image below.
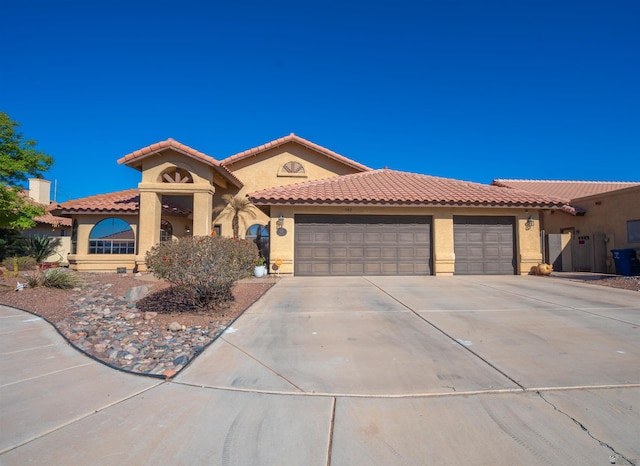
[214,194,258,238]
[0,112,54,229]
[0,112,53,185]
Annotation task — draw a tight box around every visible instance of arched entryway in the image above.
[246,224,270,264]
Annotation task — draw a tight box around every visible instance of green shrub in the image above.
[145,235,259,310]
[2,256,37,271]
[26,268,83,289]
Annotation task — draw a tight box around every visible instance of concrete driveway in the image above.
[1,275,639,465]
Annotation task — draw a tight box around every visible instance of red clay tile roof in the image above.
[117,138,243,188]
[54,189,190,216]
[19,190,72,227]
[250,169,579,213]
[492,179,640,201]
[220,133,371,172]
[34,208,72,228]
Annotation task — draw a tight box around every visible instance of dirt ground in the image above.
[0,272,277,330]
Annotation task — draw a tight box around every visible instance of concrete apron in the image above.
[1,276,639,465]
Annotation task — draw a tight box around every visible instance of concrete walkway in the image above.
[1,275,639,465]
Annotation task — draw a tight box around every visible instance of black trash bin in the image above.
[611,249,640,276]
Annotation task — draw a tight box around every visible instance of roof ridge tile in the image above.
[220,134,371,172]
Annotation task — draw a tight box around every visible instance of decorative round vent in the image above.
[162,168,193,183]
[282,161,305,174]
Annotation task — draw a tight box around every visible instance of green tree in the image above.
[0,112,54,229]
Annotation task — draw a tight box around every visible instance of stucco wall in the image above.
[541,186,640,271]
[227,142,363,195]
[213,142,362,239]
[266,206,541,276]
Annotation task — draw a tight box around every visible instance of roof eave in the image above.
[250,197,576,210]
[117,140,243,189]
[222,134,371,172]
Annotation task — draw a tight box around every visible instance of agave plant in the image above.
[24,234,59,265]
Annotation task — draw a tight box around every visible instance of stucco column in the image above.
[193,189,214,237]
[432,212,455,276]
[518,211,543,275]
[137,190,162,267]
[269,208,293,275]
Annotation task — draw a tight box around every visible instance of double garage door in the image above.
[295,215,431,276]
[294,215,515,276]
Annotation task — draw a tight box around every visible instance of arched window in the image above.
[160,219,173,242]
[89,218,135,254]
[246,224,270,261]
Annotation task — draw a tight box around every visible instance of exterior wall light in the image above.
[525,215,535,230]
[276,215,285,229]
[185,225,191,234]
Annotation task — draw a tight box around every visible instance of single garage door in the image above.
[295,215,431,276]
[454,216,515,275]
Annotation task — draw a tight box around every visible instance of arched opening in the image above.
[246,224,270,263]
[160,219,173,242]
[89,218,135,254]
[160,167,193,184]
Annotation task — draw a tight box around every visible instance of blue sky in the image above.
[2,0,638,202]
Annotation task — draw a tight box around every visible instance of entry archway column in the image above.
[192,188,214,237]
[136,189,162,269]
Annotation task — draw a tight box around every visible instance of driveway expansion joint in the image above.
[220,337,306,392]
[363,277,526,390]
[0,381,164,456]
[535,390,634,465]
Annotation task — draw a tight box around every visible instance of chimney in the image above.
[28,178,51,205]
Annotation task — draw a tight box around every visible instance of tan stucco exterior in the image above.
[65,137,551,275]
[541,186,640,272]
[266,205,542,276]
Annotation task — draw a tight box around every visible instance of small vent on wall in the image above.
[278,161,307,177]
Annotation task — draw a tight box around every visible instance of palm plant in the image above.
[214,194,258,238]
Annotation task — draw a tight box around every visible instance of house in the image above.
[24,179,72,264]
[54,134,579,276]
[492,180,640,273]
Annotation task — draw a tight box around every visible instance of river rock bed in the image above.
[54,281,231,377]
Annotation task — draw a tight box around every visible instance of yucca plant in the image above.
[26,268,83,289]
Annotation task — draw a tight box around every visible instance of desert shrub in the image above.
[2,256,37,271]
[25,268,83,289]
[145,235,259,310]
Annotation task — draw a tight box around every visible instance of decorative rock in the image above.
[173,355,189,366]
[162,369,177,378]
[124,285,151,303]
[54,276,233,377]
[168,322,182,332]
